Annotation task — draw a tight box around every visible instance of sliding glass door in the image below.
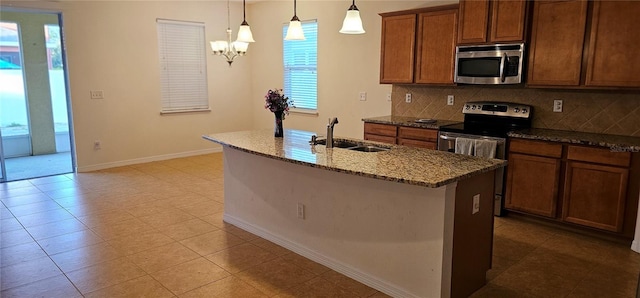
[0,12,74,182]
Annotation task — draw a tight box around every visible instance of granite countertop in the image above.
[508,128,640,152]
[362,115,461,130]
[203,129,506,188]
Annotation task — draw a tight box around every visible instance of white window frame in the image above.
[282,19,318,114]
[156,19,210,114]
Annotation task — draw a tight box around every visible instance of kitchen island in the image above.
[202,129,507,298]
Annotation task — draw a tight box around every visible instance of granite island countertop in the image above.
[362,115,461,129]
[203,129,506,188]
[508,128,640,152]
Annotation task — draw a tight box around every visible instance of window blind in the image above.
[156,19,209,113]
[283,20,318,111]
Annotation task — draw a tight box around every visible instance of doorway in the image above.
[0,11,74,182]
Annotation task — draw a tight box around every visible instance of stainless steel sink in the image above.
[315,139,360,149]
[348,146,390,152]
[314,139,390,152]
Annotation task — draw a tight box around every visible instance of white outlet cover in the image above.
[359,92,367,101]
[405,93,412,103]
[447,95,454,106]
[472,194,480,214]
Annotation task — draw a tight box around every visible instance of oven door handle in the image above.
[439,134,506,145]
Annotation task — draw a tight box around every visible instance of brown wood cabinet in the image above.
[505,138,639,237]
[379,14,416,84]
[505,139,562,218]
[364,122,438,150]
[415,8,458,84]
[562,146,632,232]
[457,0,527,45]
[584,1,640,87]
[379,5,458,85]
[398,126,438,150]
[364,123,397,144]
[527,0,588,86]
[527,0,640,88]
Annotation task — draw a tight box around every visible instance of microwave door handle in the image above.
[500,53,508,83]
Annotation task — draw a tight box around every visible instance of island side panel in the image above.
[222,147,455,298]
[451,170,495,298]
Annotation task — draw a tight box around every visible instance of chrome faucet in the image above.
[326,117,339,148]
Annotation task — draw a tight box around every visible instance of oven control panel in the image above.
[463,101,532,118]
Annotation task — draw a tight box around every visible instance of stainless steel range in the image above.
[438,101,533,216]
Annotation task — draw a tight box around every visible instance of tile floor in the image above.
[1,153,639,297]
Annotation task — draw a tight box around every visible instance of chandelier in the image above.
[210,0,255,66]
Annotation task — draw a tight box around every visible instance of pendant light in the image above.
[340,0,365,34]
[236,0,255,43]
[210,0,250,66]
[285,0,305,40]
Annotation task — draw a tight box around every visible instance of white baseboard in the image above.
[632,240,640,254]
[77,148,221,172]
[223,213,418,298]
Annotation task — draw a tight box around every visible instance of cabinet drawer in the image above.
[398,127,438,142]
[364,123,397,137]
[398,138,437,150]
[509,139,562,158]
[567,145,631,167]
[364,134,397,145]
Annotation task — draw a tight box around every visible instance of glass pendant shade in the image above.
[210,41,229,52]
[233,41,249,53]
[285,18,305,40]
[340,9,365,34]
[237,22,255,43]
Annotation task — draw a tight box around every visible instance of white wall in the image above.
[248,0,455,139]
[1,0,454,170]
[2,1,254,171]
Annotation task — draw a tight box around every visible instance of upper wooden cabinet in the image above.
[415,8,458,84]
[379,15,416,84]
[457,0,527,45]
[528,0,640,88]
[527,0,588,86]
[584,1,640,87]
[379,5,458,85]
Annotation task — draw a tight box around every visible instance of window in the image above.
[156,19,209,113]
[283,20,318,112]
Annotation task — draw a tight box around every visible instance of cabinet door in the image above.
[505,153,561,218]
[380,14,416,84]
[364,134,396,145]
[364,123,397,137]
[415,9,458,84]
[398,138,437,150]
[585,1,640,87]
[562,161,628,232]
[489,0,527,42]
[457,0,490,44]
[527,0,588,86]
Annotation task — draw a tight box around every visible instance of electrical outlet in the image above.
[447,95,454,106]
[359,92,367,101]
[386,93,392,102]
[553,99,563,112]
[472,194,480,214]
[93,140,101,150]
[405,93,412,103]
[90,90,104,99]
[297,203,305,219]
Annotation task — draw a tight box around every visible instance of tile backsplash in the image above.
[392,85,640,137]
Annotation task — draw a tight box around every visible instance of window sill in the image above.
[160,109,211,115]
[290,109,318,116]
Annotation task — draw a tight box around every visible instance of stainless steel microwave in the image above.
[454,43,525,84]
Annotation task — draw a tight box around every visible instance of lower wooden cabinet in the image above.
[363,122,438,149]
[505,139,638,237]
[364,123,397,145]
[398,126,438,149]
[505,153,560,218]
